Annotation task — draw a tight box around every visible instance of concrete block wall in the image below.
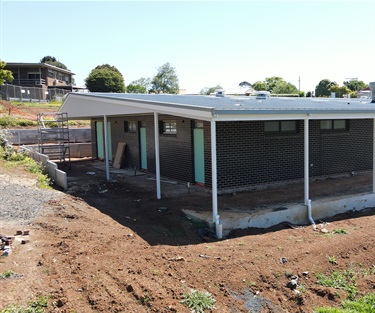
[105,115,195,183]
[20,147,68,190]
[92,117,373,192]
[310,119,373,176]
[7,128,91,145]
[208,119,373,191]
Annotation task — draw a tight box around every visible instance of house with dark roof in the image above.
[59,83,375,237]
[4,62,75,99]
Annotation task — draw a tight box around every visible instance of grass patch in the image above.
[332,229,349,235]
[10,100,62,108]
[314,292,375,312]
[316,266,358,300]
[0,295,48,313]
[0,116,36,127]
[0,270,16,279]
[181,289,216,313]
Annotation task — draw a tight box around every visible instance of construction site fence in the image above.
[19,146,68,191]
[0,84,70,102]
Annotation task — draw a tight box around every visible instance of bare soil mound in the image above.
[0,162,374,312]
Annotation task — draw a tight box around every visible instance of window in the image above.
[264,121,297,133]
[124,121,137,132]
[320,120,348,131]
[195,121,204,128]
[47,70,55,78]
[27,72,41,80]
[161,121,177,134]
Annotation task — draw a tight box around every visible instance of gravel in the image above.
[0,173,62,224]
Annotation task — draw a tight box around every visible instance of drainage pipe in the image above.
[307,199,316,228]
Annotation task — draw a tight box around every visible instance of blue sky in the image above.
[1,0,374,93]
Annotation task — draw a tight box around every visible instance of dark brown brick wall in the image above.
[204,119,373,191]
[105,115,195,183]
[93,117,373,191]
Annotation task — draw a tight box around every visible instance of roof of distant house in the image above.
[6,62,75,75]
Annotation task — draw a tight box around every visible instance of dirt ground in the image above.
[0,159,374,313]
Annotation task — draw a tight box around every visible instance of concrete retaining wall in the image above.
[183,193,375,237]
[19,147,68,190]
[7,128,91,145]
[23,143,92,158]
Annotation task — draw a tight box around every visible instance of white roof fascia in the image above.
[212,112,375,121]
[59,93,215,121]
[59,94,152,119]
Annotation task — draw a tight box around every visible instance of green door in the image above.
[140,127,147,170]
[96,121,112,161]
[193,128,205,185]
[96,121,104,159]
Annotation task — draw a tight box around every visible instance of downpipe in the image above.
[215,215,223,239]
[307,199,316,229]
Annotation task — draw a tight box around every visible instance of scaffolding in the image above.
[37,112,70,164]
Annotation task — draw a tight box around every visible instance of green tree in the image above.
[200,85,222,95]
[0,61,13,85]
[343,80,367,92]
[315,79,338,97]
[264,77,284,92]
[151,63,179,94]
[85,64,125,92]
[40,55,68,70]
[272,81,299,94]
[329,85,351,98]
[94,64,122,75]
[128,77,151,93]
[252,81,267,91]
[127,84,146,93]
[238,81,252,88]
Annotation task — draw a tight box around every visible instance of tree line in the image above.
[0,57,370,98]
[85,62,179,94]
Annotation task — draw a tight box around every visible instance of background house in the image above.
[4,62,75,100]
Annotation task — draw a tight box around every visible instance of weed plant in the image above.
[314,292,375,313]
[181,289,216,313]
[0,295,48,313]
[316,266,358,300]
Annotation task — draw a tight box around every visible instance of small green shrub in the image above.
[0,270,16,279]
[181,289,216,313]
[328,256,338,264]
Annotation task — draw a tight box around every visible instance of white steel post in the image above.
[304,118,309,204]
[103,115,110,181]
[154,112,161,199]
[211,121,219,221]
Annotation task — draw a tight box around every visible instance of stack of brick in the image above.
[0,234,13,256]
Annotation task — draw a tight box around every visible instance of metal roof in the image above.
[59,92,375,121]
[6,62,75,75]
